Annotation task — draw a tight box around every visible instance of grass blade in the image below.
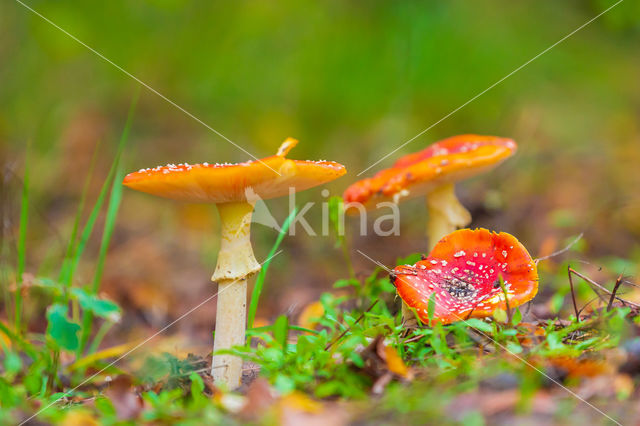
[87,320,115,354]
[76,92,138,356]
[65,89,139,289]
[91,164,125,293]
[14,156,29,332]
[247,207,298,331]
[58,140,102,290]
[66,152,121,288]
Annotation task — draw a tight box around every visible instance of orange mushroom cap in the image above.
[123,138,346,203]
[391,228,538,325]
[343,134,516,209]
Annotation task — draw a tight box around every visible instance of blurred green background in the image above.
[1,1,639,338]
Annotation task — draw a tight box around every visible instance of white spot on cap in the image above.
[392,189,410,204]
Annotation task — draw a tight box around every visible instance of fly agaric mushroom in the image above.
[122,138,346,388]
[345,135,516,327]
[391,228,538,325]
[344,134,516,250]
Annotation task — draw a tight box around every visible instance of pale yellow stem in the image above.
[425,183,472,250]
[212,201,261,389]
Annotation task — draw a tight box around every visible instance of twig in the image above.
[607,274,624,312]
[464,305,477,321]
[567,264,580,321]
[569,268,640,308]
[535,232,584,263]
[324,300,379,351]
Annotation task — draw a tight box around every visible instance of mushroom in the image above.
[390,228,538,325]
[343,134,517,250]
[122,138,346,388]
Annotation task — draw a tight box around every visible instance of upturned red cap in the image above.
[392,228,538,325]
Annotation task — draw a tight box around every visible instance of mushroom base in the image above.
[212,277,247,388]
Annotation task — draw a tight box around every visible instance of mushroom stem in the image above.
[425,183,472,251]
[212,201,261,389]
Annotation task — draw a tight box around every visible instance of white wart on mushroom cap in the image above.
[123,138,346,203]
[392,228,538,325]
[343,134,517,209]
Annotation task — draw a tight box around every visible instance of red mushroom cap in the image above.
[123,138,346,203]
[392,228,538,325]
[343,135,516,209]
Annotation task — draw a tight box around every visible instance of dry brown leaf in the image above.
[239,378,276,420]
[104,375,143,421]
[371,372,393,395]
[548,356,612,379]
[298,301,324,330]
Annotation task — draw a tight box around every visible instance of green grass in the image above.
[3,100,640,426]
[247,206,299,332]
[3,160,639,424]
[77,91,139,356]
[62,155,120,291]
[2,227,640,424]
[58,140,102,293]
[14,151,29,333]
[77,164,126,354]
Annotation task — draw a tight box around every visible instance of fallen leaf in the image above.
[104,375,143,420]
[280,391,322,413]
[381,345,409,378]
[69,342,139,371]
[356,336,414,395]
[277,392,348,426]
[240,378,276,420]
[60,410,99,426]
[548,356,611,379]
[371,372,393,395]
[298,301,324,330]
